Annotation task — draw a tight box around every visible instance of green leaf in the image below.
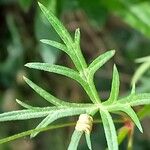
[88,50,115,77]
[74,28,80,45]
[74,28,87,68]
[38,2,87,71]
[31,112,57,138]
[68,130,83,150]
[124,107,143,133]
[16,99,36,109]
[25,64,102,104]
[105,65,120,104]
[85,133,92,150]
[31,107,88,137]
[40,39,68,54]
[119,93,150,106]
[25,63,85,85]
[23,76,72,106]
[100,110,118,150]
[0,107,56,122]
[113,105,143,132]
[38,2,73,46]
[73,28,88,71]
[23,77,94,108]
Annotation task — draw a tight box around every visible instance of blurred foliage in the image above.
[0,0,150,150]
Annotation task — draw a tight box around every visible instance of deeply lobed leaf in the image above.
[38,2,87,71]
[38,2,73,46]
[0,2,149,150]
[16,99,36,109]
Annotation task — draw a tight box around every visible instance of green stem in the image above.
[80,68,101,104]
[68,38,101,104]
[87,79,101,104]
[0,119,123,145]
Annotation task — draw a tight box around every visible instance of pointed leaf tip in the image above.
[75,28,80,34]
[24,63,30,68]
[38,2,43,8]
[109,50,116,56]
[116,106,143,133]
[113,64,117,70]
[88,50,116,76]
[23,76,28,82]
[111,49,115,55]
[16,99,20,104]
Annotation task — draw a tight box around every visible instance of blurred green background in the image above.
[0,0,150,149]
